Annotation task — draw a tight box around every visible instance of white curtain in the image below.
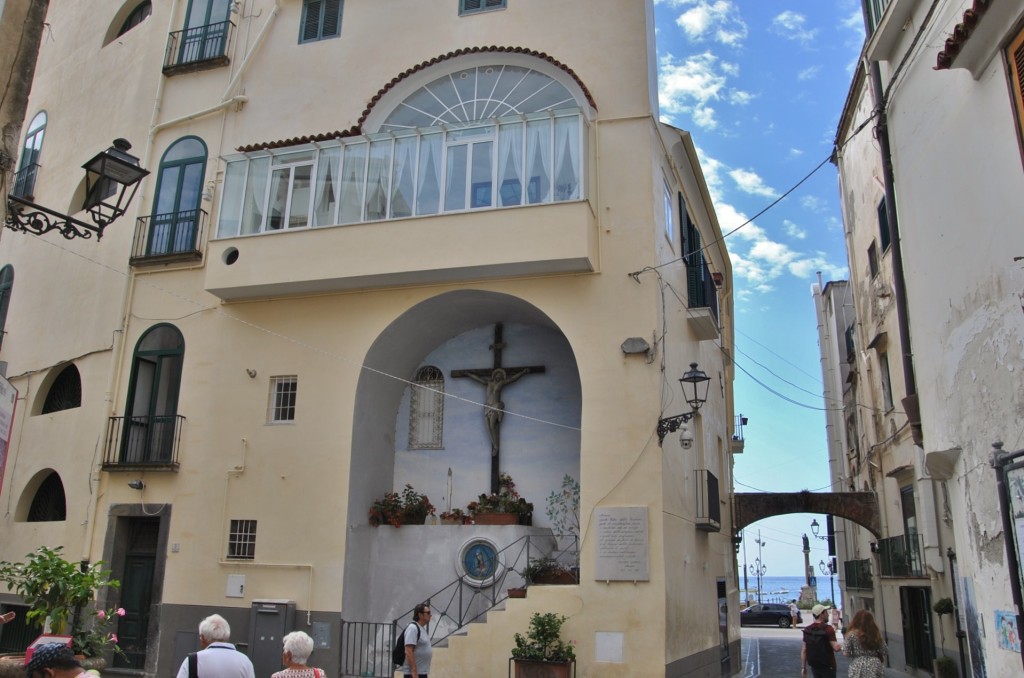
[498,122,523,206]
[553,115,580,201]
[240,157,269,234]
[391,137,416,218]
[365,139,392,221]
[339,143,367,224]
[416,133,442,215]
[525,120,551,204]
[444,144,467,212]
[217,160,246,237]
[313,147,340,227]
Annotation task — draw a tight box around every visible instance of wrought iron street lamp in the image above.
[810,518,828,540]
[6,139,149,241]
[818,558,836,606]
[656,362,711,445]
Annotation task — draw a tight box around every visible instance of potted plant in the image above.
[0,546,124,668]
[933,655,957,678]
[523,558,577,586]
[511,612,575,678]
[368,484,435,527]
[439,508,466,525]
[932,598,957,677]
[468,473,533,525]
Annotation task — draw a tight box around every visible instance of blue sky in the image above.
[653,0,866,576]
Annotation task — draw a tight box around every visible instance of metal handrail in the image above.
[164,20,234,71]
[104,414,184,468]
[339,533,579,678]
[131,209,207,261]
[877,533,924,577]
[11,164,40,200]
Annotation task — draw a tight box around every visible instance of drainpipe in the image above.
[221,0,281,101]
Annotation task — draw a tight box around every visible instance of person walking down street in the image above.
[802,604,842,678]
[843,610,887,678]
[272,631,324,678]
[175,614,256,678]
[402,603,433,678]
[790,600,800,628]
[24,643,87,678]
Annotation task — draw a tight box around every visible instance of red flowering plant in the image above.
[74,606,128,659]
[468,473,533,519]
[368,484,435,527]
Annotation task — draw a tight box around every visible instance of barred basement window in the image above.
[409,366,444,449]
[41,364,82,414]
[460,0,505,16]
[228,519,257,560]
[268,376,298,423]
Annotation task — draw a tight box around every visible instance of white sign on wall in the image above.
[0,374,17,500]
[594,506,649,581]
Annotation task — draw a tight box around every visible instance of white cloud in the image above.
[771,11,818,44]
[797,65,821,81]
[729,168,776,197]
[658,52,729,130]
[800,195,826,212]
[728,90,755,105]
[666,0,748,47]
[783,219,807,239]
[788,148,804,159]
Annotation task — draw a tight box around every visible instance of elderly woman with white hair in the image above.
[272,631,323,678]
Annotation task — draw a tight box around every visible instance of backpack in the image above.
[392,623,420,667]
[802,624,836,669]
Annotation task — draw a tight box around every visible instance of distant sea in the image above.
[738,574,842,606]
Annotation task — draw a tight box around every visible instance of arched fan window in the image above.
[27,472,67,522]
[41,364,82,414]
[409,366,444,449]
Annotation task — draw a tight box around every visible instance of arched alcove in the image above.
[17,469,67,522]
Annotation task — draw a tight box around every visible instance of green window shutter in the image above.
[321,0,342,38]
[302,0,324,42]
[685,216,704,308]
[461,0,504,14]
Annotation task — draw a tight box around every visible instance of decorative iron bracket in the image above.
[656,410,696,445]
[6,195,105,240]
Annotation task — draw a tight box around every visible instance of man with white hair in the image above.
[175,614,255,678]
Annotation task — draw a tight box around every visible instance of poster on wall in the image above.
[1006,462,1024,601]
[995,610,1021,652]
[0,374,18,500]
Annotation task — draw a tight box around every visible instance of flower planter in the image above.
[440,518,462,525]
[507,587,527,599]
[531,570,577,585]
[474,512,518,525]
[513,658,573,678]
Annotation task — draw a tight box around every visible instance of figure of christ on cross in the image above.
[451,323,545,494]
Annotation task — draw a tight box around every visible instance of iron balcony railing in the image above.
[866,0,891,34]
[340,533,578,678]
[844,558,873,590]
[104,415,184,469]
[131,209,206,264]
[685,255,720,327]
[845,324,856,361]
[877,533,924,577]
[11,164,40,200]
[163,20,233,74]
[696,469,721,532]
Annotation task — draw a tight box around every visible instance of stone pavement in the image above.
[739,625,920,677]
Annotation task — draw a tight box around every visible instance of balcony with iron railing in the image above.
[695,469,721,532]
[876,533,924,577]
[163,20,233,75]
[104,415,183,470]
[731,414,747,453]
[130,209,206,265]
[10,164,40,201]
[844,558,873,590]
[685,255,721,341]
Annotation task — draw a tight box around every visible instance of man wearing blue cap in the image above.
[24,643,85,678]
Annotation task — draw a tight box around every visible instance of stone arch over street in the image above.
[734,491,881,539]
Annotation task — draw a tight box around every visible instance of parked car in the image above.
[740,602,793,627]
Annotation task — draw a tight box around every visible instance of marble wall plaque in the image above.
[594,506,649,581]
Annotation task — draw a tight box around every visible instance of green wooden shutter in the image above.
[321,0,342,38]
[302,0,323,42]
[685,216,703,307]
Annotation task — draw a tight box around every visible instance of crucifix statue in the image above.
[451,323,545,494]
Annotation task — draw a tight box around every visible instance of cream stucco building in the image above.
[0,1,740,677]
[823,0,1024,675]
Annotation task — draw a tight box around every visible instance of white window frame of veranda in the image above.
[215,108,586,238]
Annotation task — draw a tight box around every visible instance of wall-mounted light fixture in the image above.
[246,368,257,378]
[128,479,145,490]
[6,139,149,241]
[656,362,710,445]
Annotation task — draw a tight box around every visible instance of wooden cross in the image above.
[451,323,545,494]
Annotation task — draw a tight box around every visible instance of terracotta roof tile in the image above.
[236,46,597,153]
[934,0,991,70]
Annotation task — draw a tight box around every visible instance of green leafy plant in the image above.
[545,475,579,538]
[521,558,573,584]
[933,597,954,616]
[368,484,435,527]
[511,612,576,663]
[933,655,957,678]
[0,546,123,657]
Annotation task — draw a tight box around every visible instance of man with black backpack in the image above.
[801,604,842,677]
[394,603,432,678]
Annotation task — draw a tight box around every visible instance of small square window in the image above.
[228,519,257,560]
[460,0,506,16]
[300,0,343,43]
[268,376,298,423]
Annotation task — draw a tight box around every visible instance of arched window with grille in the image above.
[409,366,444,449]
[26,472,67,522]
[41,364,82,414]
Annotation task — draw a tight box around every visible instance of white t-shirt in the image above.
[175,642,256,678]
[401,622,431,675]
